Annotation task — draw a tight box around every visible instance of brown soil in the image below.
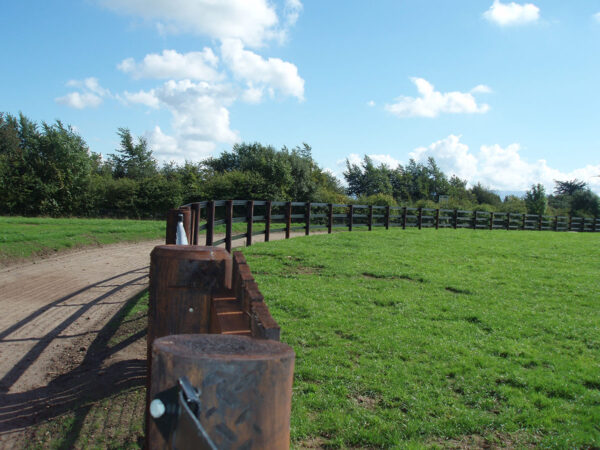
[0,240,162,449]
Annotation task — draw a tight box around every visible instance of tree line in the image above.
[1,112,598,218]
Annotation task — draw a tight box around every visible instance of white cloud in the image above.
[385,78,490,118]
[483,0,540,26]
[367,100,376,107]
[122,89,160,108]
[118,49,220,81]
[408,135,600,193]
[471,84,493,94]
[221,38,304,100]
[99,0,281,47]
[284,0,303,26]
[593,12,600,23]
[126,79,239,162]
[56,77,110,109]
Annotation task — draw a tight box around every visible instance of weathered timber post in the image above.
[328,204,333,234]
[166,207,192,244]
[305,202,311,236]
[246,200,254,247]
[453,209,458,229]
[226,200,233,252]
[193,203,201,245]
[522,213,526,230]
[368,205,373,231]
[554,215,559,232]
[206,201,215,246]
[538,214,543,231]
[593,217,598,233]
[568,215,572,231]
[285,202,292,239]
[385,206,391,230]
[348,204,354,231]
[417,207,423,230]
[149,335,295,450]
[265,201,272,242]
[403,207,408,229]
[435,209,440,230]
[472,210,477,230]
[147,245,233,445]
[507,212,511,231]
[489,212,494,230]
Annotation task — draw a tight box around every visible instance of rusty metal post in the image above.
[265,200,272,242]
[148,335,295,450]
[246,200,254,247]
[166,207,192,244]
[147,245,233,445]
[328,204,333,234]
[226,200,233,253]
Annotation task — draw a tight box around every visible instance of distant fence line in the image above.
[170,201,599,252]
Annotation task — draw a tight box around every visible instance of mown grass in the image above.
[0,216,164,264]
[240,228,600,448]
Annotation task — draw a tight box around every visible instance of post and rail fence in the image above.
[168,200,600,250]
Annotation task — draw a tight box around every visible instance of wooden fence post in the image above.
[593,217,597,233]
[285,202,292,239]
[435,208,440,230]
[192,203,200,245]
[206,201,215,246]
[386,206,391,230]
[489,212,494,230]
[368,205,373,231]
[453,209,458,229]
[328,204,333,234]
[522,213,526,230]
[403,207,408,230]
[246,200,254,247]
[225,200,233,253]
[568,215,572,231]
[148,335,295,450]
[506,212,511,231]
[417,207,422,230]
[472,210,477,230]
[538,214,543,231]
[305,202,311,236]
[147,245,232,446]
[348,205,354,232]
[265,200,272,242]
[554,215,559,232]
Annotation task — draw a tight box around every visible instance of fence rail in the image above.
[172,201,599,251]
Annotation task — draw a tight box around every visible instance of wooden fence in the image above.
[173,201,600,251]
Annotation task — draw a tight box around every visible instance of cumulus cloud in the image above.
[99,0,281,47]
[125,80,239,161]
[471,84,493,94]
[118,49,220,81]
[483,0,540,26]
[409,135,600,193]
[385,78,490,118]
[221,38,304,100]
[284,0,303,26]
[55,77,110,109]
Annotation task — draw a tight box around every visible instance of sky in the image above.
[2,0,600,194]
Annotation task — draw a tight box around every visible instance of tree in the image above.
[109,128,157,180]
[470,183,501,206]
[554,179,587,196]
[525,184,547,216]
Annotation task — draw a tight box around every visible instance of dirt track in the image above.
[0,231,312,448]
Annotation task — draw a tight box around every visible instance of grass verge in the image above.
[0,216,164,265]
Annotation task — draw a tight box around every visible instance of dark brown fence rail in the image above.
[169,201,599,251]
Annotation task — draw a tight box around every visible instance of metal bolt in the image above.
[150,399,166,418]
[189,307,194,313]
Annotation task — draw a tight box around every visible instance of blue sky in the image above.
[2,0,600,193]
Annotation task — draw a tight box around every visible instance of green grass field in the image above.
[0,216,164,264]
[241,229,600,448]
[21,226,600,448]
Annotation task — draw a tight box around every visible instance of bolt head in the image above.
[150,399,166,418]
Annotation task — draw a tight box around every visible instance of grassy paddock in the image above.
[0,216,164,264]
[240,229,600,448]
